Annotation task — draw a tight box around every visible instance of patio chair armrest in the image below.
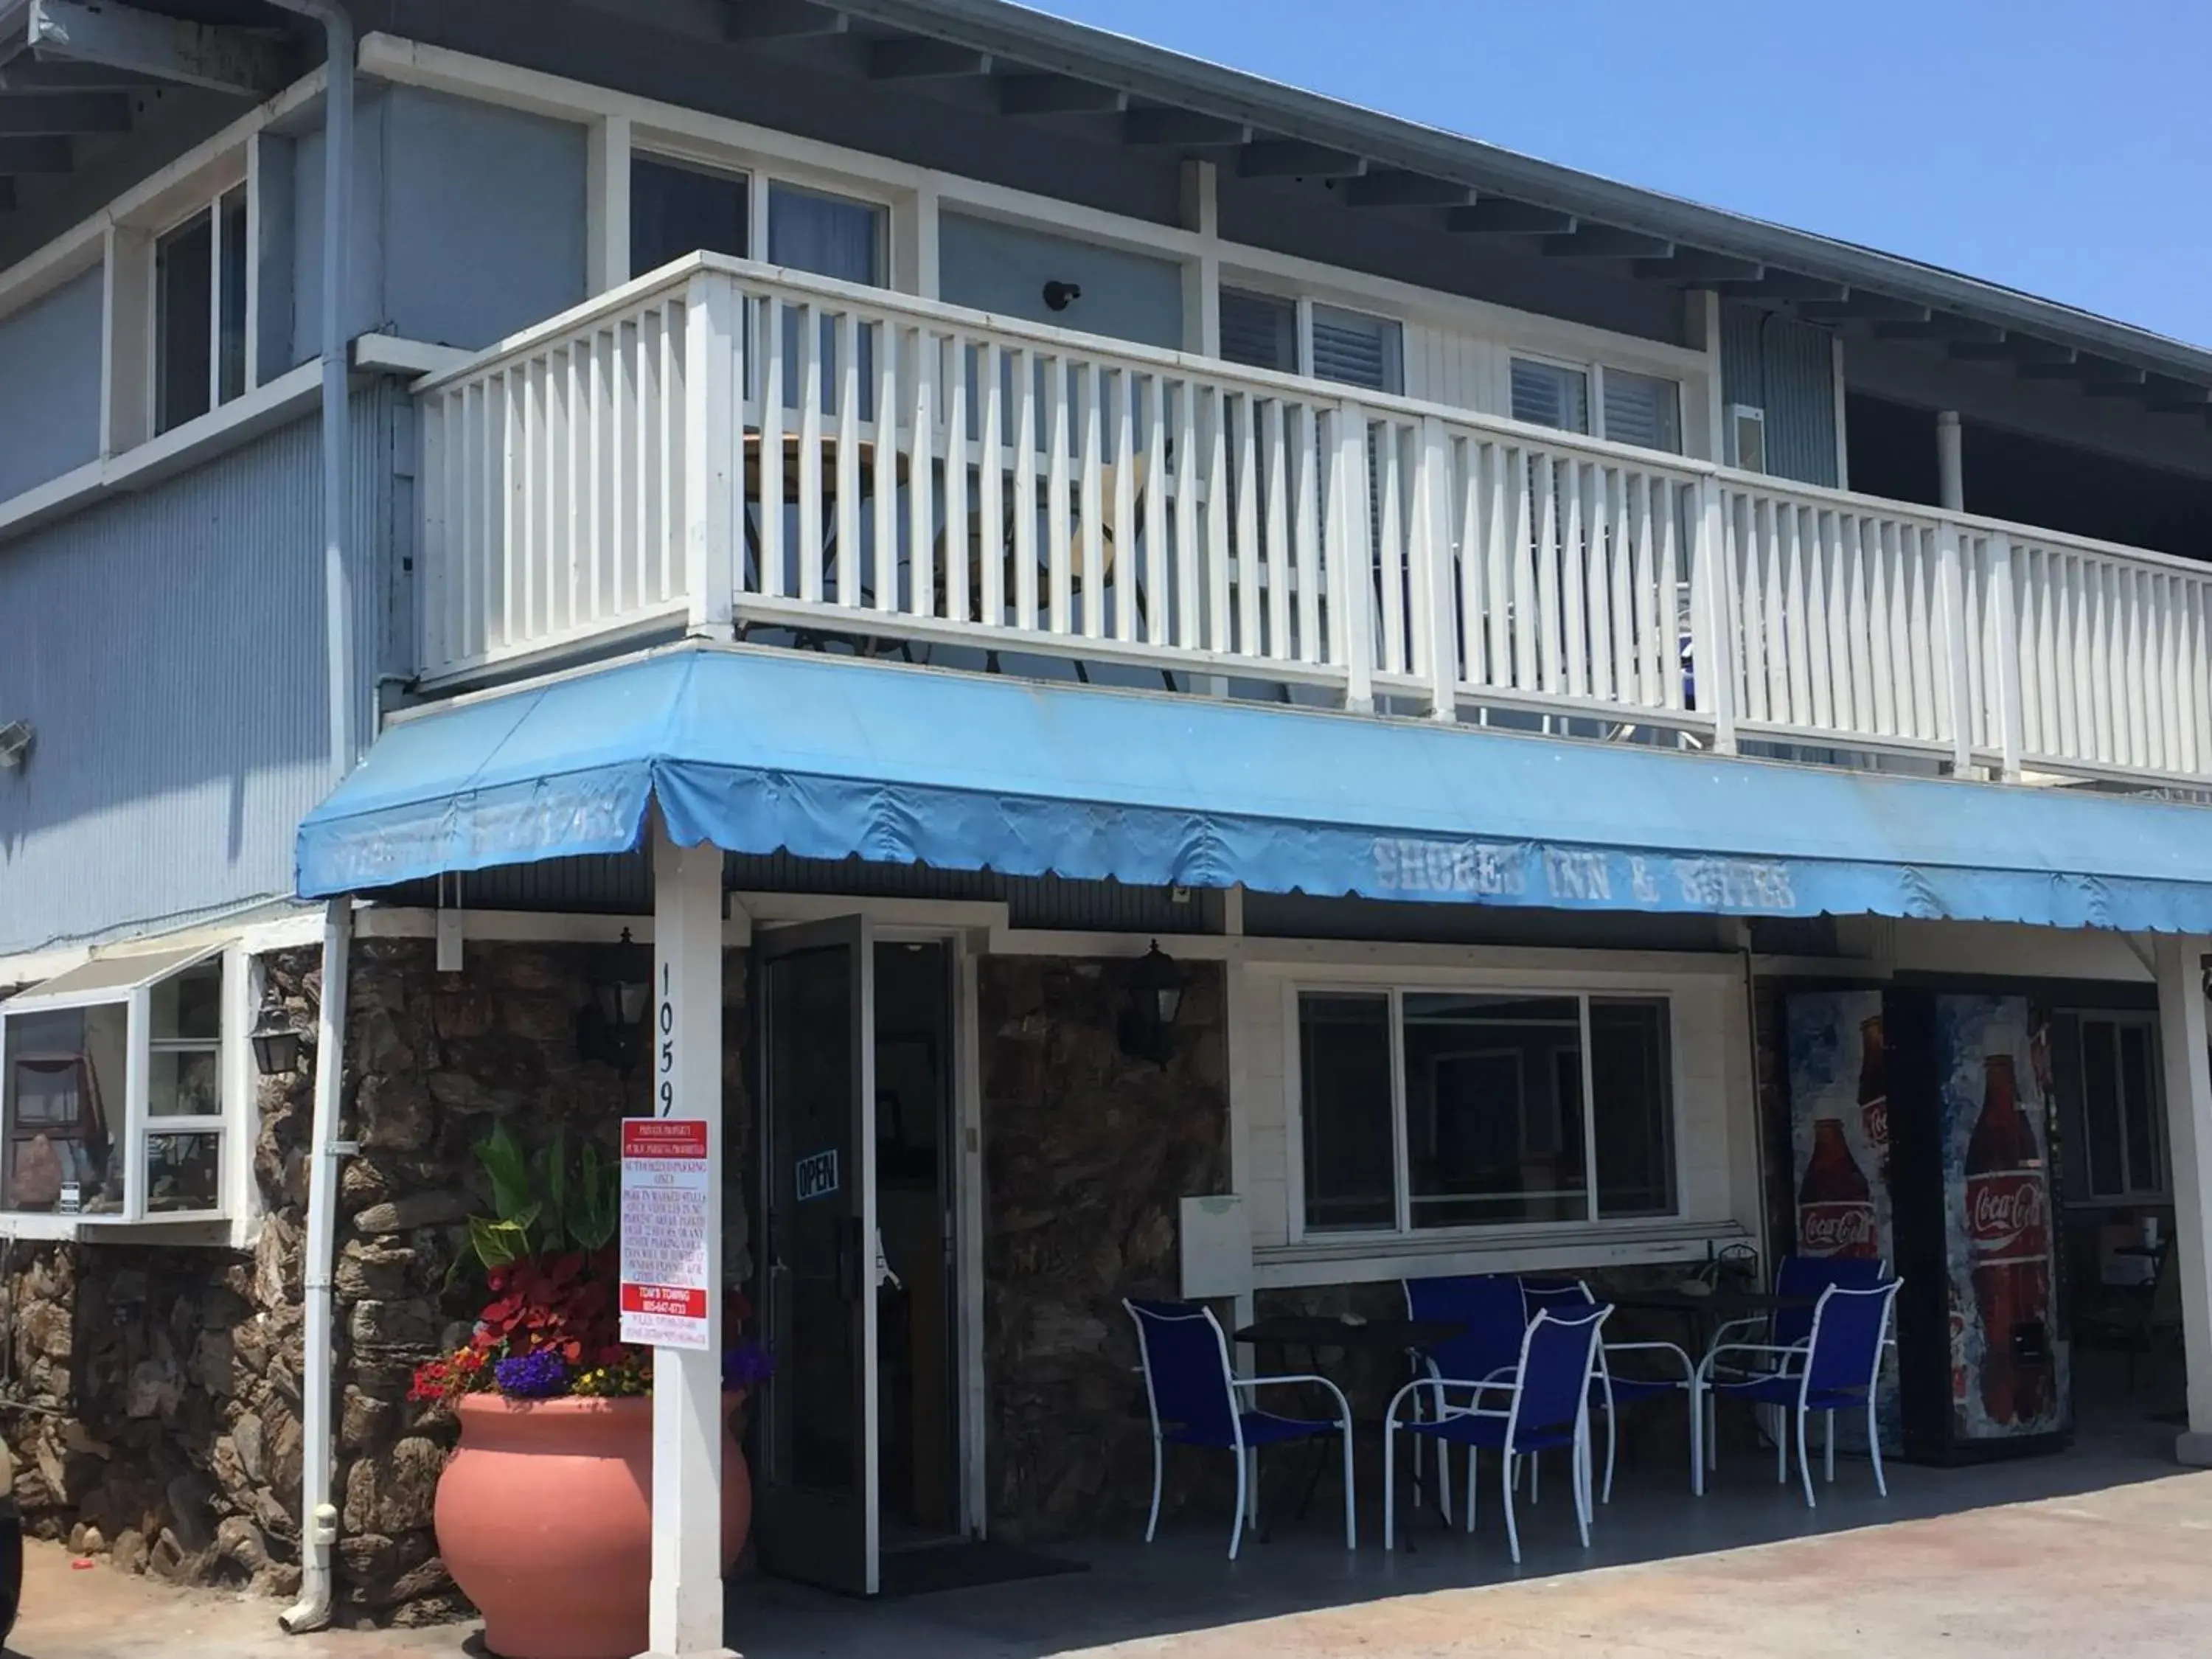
[1603,1339,1696,1380]
[1697,1340,1808,1382]
[1703,1314,1765,1352]
[1239,1373,1354,1424]
[1384,1374,1515,1427]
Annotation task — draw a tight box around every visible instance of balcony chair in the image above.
[1698,1279,1902,1509]
[1402,1274,1530,1524]
[1123,1298,1357,1559]
[1699,1254,1891,1478]
[1384,1303,1612,1562]
[1521,1277,1702,1500]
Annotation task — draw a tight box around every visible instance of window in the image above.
[154,187,248,435]
[1511,358,1590,434]
[632,156,749,278]
[2060,1012,2166,1201]
[1512,357,1684,456]
[767,183,884,287]
[1601,368,1683,455]
[1,948,235,1222]
[1220,287,1404,393]
[1293,987,1677,1236]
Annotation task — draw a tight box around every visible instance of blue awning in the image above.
[299,645,2212,931]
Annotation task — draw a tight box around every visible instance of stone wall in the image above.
[0,947,314,1600]
[329,938,751,1627]
[979,955,1228,1541]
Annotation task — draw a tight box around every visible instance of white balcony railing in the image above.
[415,255,2212,790]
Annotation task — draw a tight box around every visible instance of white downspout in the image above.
[280,897,352,1633]
[261,1,356,1635]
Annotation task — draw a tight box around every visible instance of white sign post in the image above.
[620,1119,712,1352]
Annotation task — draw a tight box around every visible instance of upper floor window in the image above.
[1295,986,1677,1237]
[630,156,887,288]
[1220,287,1404,394]
[1512,355,1682,455]
[154,186,249,436]
[1,948,236,1222]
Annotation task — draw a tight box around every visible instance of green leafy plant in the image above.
[454,1124,621,1281]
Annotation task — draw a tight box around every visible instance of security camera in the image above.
[0,721,31,770]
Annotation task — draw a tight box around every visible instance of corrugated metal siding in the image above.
[0,387,394,956]
[1721,302,1838,487]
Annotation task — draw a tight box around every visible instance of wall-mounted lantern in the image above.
[578,927,653,1073]
[250,1009,304,1076]
[1117,940,1184,1065]
[1043,279,1082,312]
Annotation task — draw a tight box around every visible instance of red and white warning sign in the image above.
[619,1118,712,1351]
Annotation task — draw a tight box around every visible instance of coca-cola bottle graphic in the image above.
[1965,1053,2052,1427]
[1798,1117,1878,1259]
[1856,1015,1890,1182]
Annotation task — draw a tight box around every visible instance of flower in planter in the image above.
[493,1349,571,1399]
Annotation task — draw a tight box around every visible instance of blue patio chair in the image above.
[1402,1275,1530,1523]
[1701,1255,1891,1478]
[1521,1277,1701,1500]
[1698,1279,1902,1508]
[1384,1304,1611,1562]
[1123,1298,1357,1559]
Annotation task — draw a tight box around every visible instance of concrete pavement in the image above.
[10,1469,2211,1658]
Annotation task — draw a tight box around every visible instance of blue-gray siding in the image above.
[939,212,1184,349]
[0,388,395,956]
[0,266,103,501]
[282,86,588,367]
[1721,302,1837,487]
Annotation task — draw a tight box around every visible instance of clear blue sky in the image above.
[1027,1,2212,349]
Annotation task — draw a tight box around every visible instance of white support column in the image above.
[588,114,633,294]
[685,271,740,637]
[2154,933,2212,1466]
[1936,410,1964,513]
[641,821,734,1659]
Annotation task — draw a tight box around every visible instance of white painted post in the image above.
[641,821,734,1659]
[2156,935,2212,1467]
[685,272,739,639]
[1989,533,2025,781]
[1334,402,1376,714]
[587,114,635,294]
[1693,476,1737,754]
[1935,411,1964,513]
[1417,415,1459,722]
[1937,522,1975,774]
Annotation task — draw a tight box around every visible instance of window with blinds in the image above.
[1312,305,1404,395]
[1220,288,1297,374]
[1601,368,1683,455]
[1511,358,1590,435]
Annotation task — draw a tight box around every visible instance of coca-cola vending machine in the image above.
[1784,990,2069,1464]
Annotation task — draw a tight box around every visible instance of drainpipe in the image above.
[264,4,358,1632]
[265,0,358,775]
[280,897,352,1635]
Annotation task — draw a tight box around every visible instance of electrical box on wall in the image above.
[1178,1194,1252,1299]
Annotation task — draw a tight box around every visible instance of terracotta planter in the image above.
[434,1391,751,1659]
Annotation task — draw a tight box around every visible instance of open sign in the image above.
[795,1148,840,1203]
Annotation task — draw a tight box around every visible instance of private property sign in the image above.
[619,1118,712,1351]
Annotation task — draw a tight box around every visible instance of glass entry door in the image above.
[754,917,879,1596]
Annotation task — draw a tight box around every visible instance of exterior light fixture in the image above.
[1043,279,1082,312]
[250,1009,305,1076]
[578,927,653,1073]
[0,721,31,771]
[1117,940,1185,1065]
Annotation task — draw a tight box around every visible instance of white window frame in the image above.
[1216,274,1408,391]
[146,178,254,439]
[623,135,910,296]
[0,945,251,1234]
[2067,1009,2170,1204]
[1284,978,1683,1246]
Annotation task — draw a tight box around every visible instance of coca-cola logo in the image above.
[1801,1200,1875,1255]
[1968,1172,2045,1256]
[1861,1099,1889,1148]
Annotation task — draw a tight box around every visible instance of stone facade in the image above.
[979,955,1229,1541]
[327,938,751,1627]
[0,947,314,1601]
